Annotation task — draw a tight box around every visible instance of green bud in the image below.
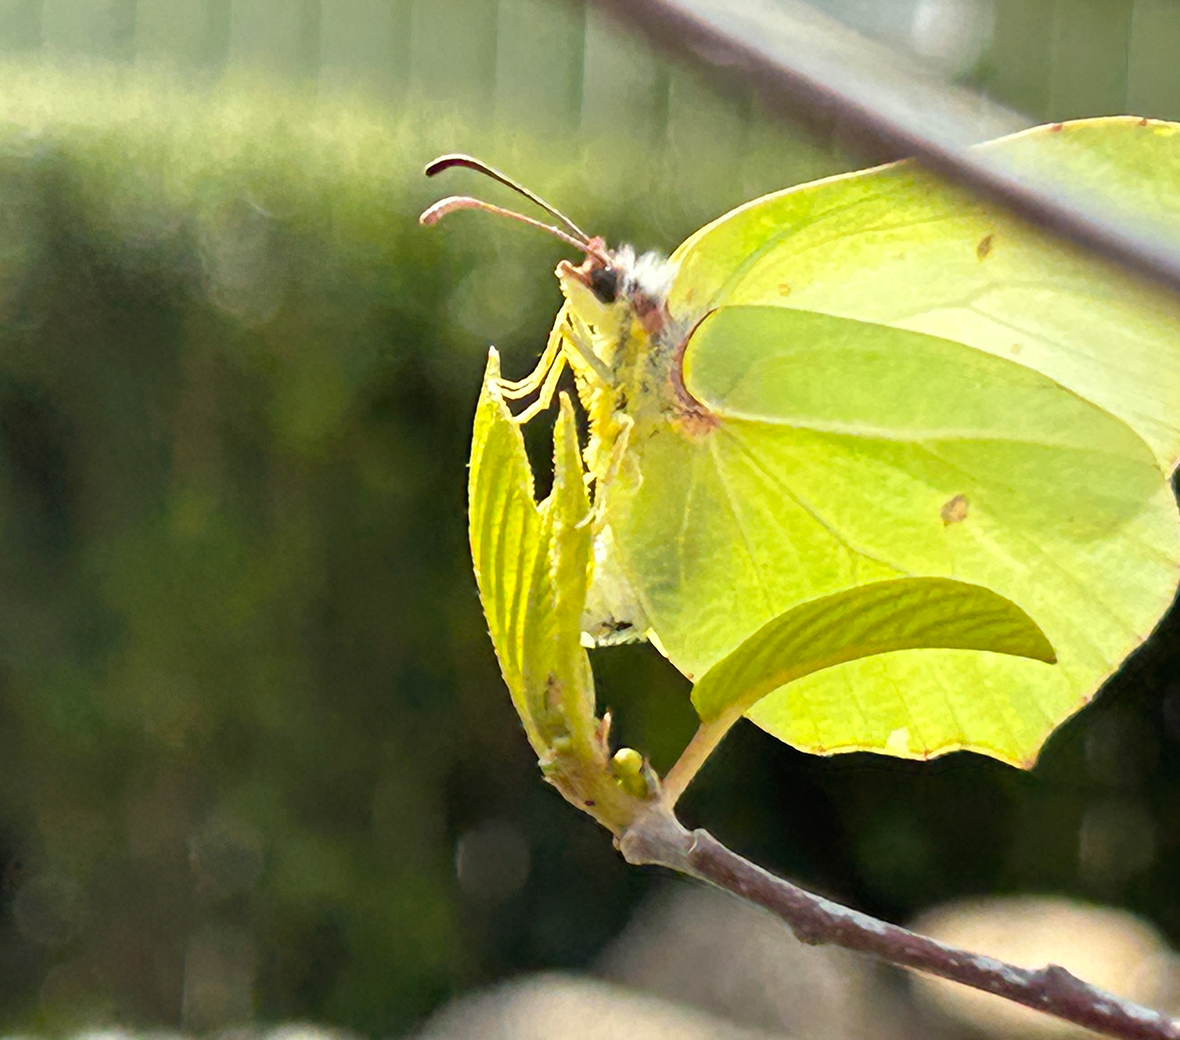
[611,747,648,798]
[612,747,643,776]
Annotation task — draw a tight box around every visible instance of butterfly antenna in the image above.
[424,153,591,243]
[420,196,613,266]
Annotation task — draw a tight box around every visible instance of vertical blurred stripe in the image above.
[137,0,210,66]
[42,0,133,57]
[409,0,499,116]
[1048,0,1133,120]
[0,0,40,51]
[1128,1,1180,121]
[203,0,231,68]
[665,67,748,211]
[0,0,1174,143]
[580,4,669,143]
[226,0,321,79]
[988,0,1055,118]
[320,0,413,99]
[494,0,584,134]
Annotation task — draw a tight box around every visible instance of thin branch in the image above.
[619,808,1180,1040]
[586,0,1180,296]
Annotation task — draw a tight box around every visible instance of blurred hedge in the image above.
[0,63,847,1035]
[2,58,1180,1040]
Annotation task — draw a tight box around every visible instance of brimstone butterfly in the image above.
[424,117,1180,768]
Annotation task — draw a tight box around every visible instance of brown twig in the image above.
[619,809,1180,1040]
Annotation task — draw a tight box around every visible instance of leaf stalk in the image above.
[659,713,738,808]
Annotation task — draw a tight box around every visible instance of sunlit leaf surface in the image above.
[691,577,1055,727]
[468,350,594,757]
[569,118,1180,766]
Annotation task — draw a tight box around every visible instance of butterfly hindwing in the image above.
[596,303,1178,764]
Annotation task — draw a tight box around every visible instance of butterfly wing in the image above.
[600,303,1177,766]
[574,116,1180,764]
[668,116,1180,472]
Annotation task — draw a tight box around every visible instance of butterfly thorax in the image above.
[557,244,714,487]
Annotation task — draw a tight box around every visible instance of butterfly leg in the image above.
[562,312,615,387]
[497,321,565,400]
[507,349,569,425]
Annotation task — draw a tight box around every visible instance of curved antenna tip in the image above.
[418,196,472,225]
[424,153,479,178]
[417,195,612,265]
[420,152,590,242]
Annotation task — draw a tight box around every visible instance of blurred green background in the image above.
[0,0,1175,1036]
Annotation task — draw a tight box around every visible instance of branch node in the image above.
[616,806,1180,1040]
[1041,963,1088,999]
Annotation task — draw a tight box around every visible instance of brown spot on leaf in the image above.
[778,282,792,297]
[976,233,994,260]
[941,494,969,525]
[1050,123,1064,132]
[545,673,563,713]
[1139,116,1150,126]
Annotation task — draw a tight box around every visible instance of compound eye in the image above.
[588,266,620,304]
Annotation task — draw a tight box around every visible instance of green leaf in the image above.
[469,349,549,755]
[691,577,1055,728]
[468,350,595,758]
[537,392,596,750]
[562,117,1180,767]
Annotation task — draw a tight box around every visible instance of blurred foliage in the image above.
[0,33,1177,1040]
[6,1,1180,130]
[0,61,845,1035]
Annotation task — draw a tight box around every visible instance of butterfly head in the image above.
[419,153,676,334]
[556,243,677,338]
